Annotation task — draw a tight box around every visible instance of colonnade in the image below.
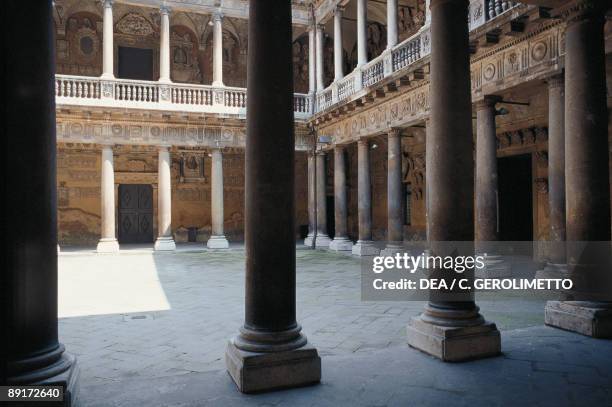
[95,146,229,252]
[100,0,225,85]
[307,0,422,92]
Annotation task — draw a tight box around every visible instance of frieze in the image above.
[318,84,430,144]
[56,118,312,150]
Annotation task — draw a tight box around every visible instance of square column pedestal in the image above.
[329,237,353,251]
[207,235,229,249]
[154,236,176,251]
[225,341,321,393]
[352,240,380,256]
[96,238,119,253]
[545,301,612,338]
[407,316,501,362]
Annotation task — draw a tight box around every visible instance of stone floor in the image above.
[58,247,612,406]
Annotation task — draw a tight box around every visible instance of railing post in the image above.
[383,49,393,76]
[101,80,114,101]
[213,88,225,109]
[469,0,487,30]
[159,83,171,104]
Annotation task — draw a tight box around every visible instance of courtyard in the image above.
[59,248,612,406]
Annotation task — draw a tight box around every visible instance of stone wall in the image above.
[57,145,309,246]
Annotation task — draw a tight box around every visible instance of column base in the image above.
[96,238,119,253]
[352,240,380,256]
[225,340,321,394]
[212,80,224,87]
[154,236,176,251]
[9,352,80,407]
[535,262,568,280]
[207,235,229,249]
[100,73,114,80]
[314,234,332,249]
[544,301,612,338]
[407,315,501,362]
[329,237,354,251]
[304,233,314,247]
[380,243,406,257]
[475,254,512,278]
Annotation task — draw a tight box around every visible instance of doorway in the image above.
[118,46,154,81]
[497,154,533,241]
[118,184,154,244]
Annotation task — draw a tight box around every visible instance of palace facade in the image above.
[54,0,612,259]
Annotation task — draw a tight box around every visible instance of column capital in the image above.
[476,95,502,110]
[99,142,115,149]
[546,73,565,89]
[387,128,401,138]
[553,1,608,24]
[158,144,171,151]
[160,4,171,16]
[334,6,345,16]
[316,23,325,31]
[212,11,224,22]
[357,138,369,147]
[102,0,113,8]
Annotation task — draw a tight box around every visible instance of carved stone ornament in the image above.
[116,13,155,36]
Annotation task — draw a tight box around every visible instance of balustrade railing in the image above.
[486,0,519,19]
[392,36,422,72]
[361,59,385,88]
[55,75,310,119]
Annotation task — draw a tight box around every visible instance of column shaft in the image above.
[407,0,500,362]
[155,147,175,251]
[102,0,114,78]
[212,13,224,86]
[330,146,353,251]
[226,1,320,392]
[208,148,229,248]
[305,153,315,246]
[159,6,171,83]
[333,8,344,81]
[315,152,331,247]
[357,0,368,66]
[387,0,398,49]
[547,75,566,264]
[387,130,403,244]
[308,27,316,93]
[333,147,348,238]
[4,1,79,401]
[316,25,325,91]
[97,145,119,252]
[475,96,501,242]
[352,139,379,255]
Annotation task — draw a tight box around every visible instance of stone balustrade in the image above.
[55,75,311,120]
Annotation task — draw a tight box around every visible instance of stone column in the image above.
[407,0,500,362]
[159,5,171,83]
[330,146,353,251]
[475,95,501,242]
[4,1,79,402]
[225,0,320,393]
[352,139,379,256]
[212,13,224,86]
[101,0,114,78]
[357,0,368,66]
[97,145,120,252]
[537,75,566,278]
[315,151,332,248]
[316,24,325,91]
[387,0,398,49]
[207,148,229,248]
[381,129,404,255]
[425,0,431,25]
[545,3,612,338]
[154,146,176,251]
[475,95,509,278]
[333,7,344,81]
[308,26,316,93]
[304,153,315,246]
